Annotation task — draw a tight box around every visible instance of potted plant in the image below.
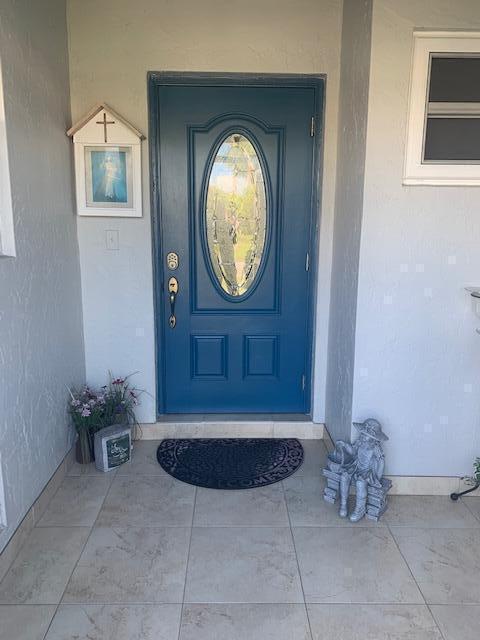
[68,373,142,464]
[68,387,107,464]
[469,457,480,487]
[101,374,142,436]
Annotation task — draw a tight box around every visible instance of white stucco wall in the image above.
[352,0,480,476]
[67,0,343,422]
[0,0,85,551]
[325,0,372,442]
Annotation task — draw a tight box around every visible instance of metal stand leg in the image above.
[450,483,480,501]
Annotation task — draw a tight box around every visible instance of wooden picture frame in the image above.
[68,103,145,217]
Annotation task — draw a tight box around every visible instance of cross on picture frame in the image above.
[95,112,116,143]
[67,103,145,217]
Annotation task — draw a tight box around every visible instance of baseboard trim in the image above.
[0,445,75,581]
[139,421,325,440]
[386,475,480,496]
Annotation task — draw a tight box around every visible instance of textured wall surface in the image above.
[325,0,372,442]
[352,0,480,476]
[67,0,343,422]
[0,0,85,552]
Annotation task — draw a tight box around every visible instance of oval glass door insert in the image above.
[205,133,267,297]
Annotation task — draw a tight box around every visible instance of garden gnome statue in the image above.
[335,419,388,522]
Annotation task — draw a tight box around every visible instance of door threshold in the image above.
[139,417,324,440]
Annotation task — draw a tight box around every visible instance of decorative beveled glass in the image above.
[205,133,267,297]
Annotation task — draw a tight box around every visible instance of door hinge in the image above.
[310,116,315,137]
[301,374,306,391]
[305,252,310,272]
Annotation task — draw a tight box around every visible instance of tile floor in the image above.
[0,440,479,639]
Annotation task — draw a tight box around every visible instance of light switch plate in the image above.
[105,229,119,250]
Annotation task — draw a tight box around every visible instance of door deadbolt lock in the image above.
[166,252,179,270]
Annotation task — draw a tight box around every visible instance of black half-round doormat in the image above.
[156,438,304,489]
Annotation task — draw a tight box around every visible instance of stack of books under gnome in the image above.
[322,463,392,521]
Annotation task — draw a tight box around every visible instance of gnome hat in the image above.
[353,418,388,442]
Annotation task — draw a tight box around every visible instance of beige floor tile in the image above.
[63,526,190,603]
[384,496,479,528]
[463,497,480,522]
[293,526,423,603]
[96,476,195,526]
[391,527,480,604]
[307,604,442,639]
[68,460,115,477]
[0,527,90,604]
[45,604,182,640]
[194,485,289,526]
[117,440,169,476]
[0,510,35,582]
[0,605,56,640]
[185,526,303,603]
[180,604,312,640]
[430,604,480,640]
[38,476,113,527]
[295,440,327,476]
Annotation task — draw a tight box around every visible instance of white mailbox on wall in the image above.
[67,103,145,217]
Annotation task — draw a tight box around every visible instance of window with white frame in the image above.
[0,57,15,257]
[404,31,480,186]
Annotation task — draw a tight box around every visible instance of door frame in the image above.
[148,72,326,417]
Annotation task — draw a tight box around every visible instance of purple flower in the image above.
[80,406,91,417]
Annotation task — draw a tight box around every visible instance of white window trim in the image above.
[404,31,480,186]
[0,58,15,257]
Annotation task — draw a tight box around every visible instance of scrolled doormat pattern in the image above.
[157,438,304,489]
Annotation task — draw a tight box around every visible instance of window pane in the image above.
[205,133,267,297]
[424,117,480,161]
[429,56,480,102]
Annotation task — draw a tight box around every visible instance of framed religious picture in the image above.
[67,103,145,217]
[84,146,133,209]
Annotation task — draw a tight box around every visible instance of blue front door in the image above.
[153,81,321,413]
